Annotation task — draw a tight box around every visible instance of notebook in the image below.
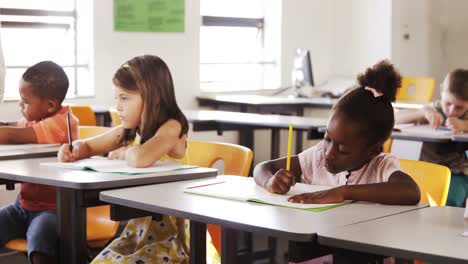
[184,176,351,212]
[41,157,197,175]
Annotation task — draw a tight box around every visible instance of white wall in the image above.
[332,0,392,78]
[281,0,334,87]
[93,0,200,110]
[391,0,431,79]
[392,0,468,97]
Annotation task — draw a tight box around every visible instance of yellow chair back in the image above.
[70,105,97,126]
[79,126,112,139]
[79,125,119,247]
[186,140,253,176]
[382,138,392,153]
[186,140,253,256]
[396,77,435,103]
[109,108,122,127]
[399,159,451,206]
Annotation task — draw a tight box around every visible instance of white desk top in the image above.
[0,157,217,189]
[453,134,468,143]
[391,131,453,143]
[185,109,328,130]
[197,93,424,110]
[0,144,60,160]
[318,206,468,264]
[100,176,427,241]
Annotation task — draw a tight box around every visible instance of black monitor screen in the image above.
[292,48,314,87]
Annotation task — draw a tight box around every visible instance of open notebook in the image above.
[184,176,350,212]
[41,157,197,175]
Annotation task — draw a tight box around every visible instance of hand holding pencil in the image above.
[58,111,81,162]
[265,123,296,194]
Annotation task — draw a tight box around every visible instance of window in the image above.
[200,0,280,92]
[0,0,92,100]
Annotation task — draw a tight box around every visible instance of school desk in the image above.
[0,157,216,264]
[185,109,327,158]
[318,206,468,264]
[453,133,468,143]
[197,93,424,157]
[100,176,428,264]
[0,144,60,189]
[391,130,468,160]
[0,144,60,160]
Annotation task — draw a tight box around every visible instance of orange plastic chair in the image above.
[5,126,118,253]
[186,141,253,255]
[395,77,435,103]
[70,105,97,126]
[109,108,122,127]
[399,159,451,206]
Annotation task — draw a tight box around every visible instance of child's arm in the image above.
[58,125,124,162]
[288,171,420,205]
[394,109,426,124]
[253,156,301,194]
[446,117,468,133]
[124,119,184,167]
[0,127,38,144]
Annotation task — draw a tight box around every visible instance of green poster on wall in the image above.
[114,0,184,32]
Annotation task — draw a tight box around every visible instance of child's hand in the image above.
[108,146,127,160]
[57,141,86,162]
[265,169,296,194]
[446,117,464,133]
[424,110,444,128]
[288,187,345,204]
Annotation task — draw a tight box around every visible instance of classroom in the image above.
[0,0,467,263]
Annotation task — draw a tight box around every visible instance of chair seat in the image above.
[5,205,119,253]
[5,239,27,252]
[5,237,114,253]
[86,206,119,241]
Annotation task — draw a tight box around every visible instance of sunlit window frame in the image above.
[0,4,87,98]
[200,15,277,91]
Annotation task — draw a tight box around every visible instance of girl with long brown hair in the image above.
[58,55,190,263]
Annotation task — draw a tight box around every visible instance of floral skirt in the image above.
[91,215,189,264]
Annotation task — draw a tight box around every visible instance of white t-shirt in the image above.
[298,141,401,186]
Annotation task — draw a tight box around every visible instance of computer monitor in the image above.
[292,48,314,88]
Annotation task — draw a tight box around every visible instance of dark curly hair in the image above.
[333,60,402,146]
[22,61,69,103]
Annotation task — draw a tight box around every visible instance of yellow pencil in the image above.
[286,123,293,170]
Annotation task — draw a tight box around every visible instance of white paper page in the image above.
[41,157,196,174]
[185,176,347,209]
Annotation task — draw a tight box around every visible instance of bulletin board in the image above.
[114,0,184,32]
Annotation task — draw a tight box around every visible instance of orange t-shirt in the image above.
[17,106,79,211]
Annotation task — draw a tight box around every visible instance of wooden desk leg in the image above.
[190,220,206,264]
[56,187,86,264]
[221,227,238,264]
[271,128,280,159]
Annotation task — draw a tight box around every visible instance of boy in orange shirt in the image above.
[0,61,78,264]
